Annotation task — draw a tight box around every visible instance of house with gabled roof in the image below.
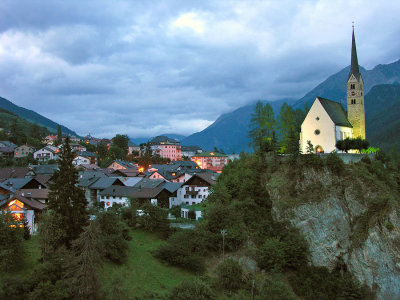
[169,173,218,208]
[107,160,138,170]
[33,145,59,162]
[191,151,229,173]
[0,191,46,234]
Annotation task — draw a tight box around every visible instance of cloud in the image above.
[0,0,399,138]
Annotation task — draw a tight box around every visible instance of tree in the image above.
[278,103,299,154]
[29,123,43,140]
[168,279,215,300]
[66,221,104,300]
[56,125,62,146]
[112,134,129,156]
[108,145,125,160]
[47,137,88,249]
[249,101,276,153]
[39,210,67,262]
[306,140,314,154]
[0,212,25,271]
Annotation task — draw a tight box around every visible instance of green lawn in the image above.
[100,229,195,298]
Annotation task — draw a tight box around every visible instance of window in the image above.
[351,99,356,104]
[350,84,355,89]
[314,129,320,135]
[316,117,320,121]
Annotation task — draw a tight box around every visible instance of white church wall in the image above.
[300,99,336,153]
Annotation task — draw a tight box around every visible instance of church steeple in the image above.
[349,26,360,79]
[346,24,366,139]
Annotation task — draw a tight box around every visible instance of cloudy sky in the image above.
[0,0,399,138]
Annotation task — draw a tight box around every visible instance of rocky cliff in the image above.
[269,159,400,299]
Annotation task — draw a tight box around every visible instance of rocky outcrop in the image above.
[272,189,400,299]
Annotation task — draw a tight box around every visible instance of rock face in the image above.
[272,192,400,299]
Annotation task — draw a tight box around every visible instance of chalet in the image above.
[0,191,46,234]
[88,177,125,204]
[170,173,217,208]
[1,178,47,190]
[33,146,59,162]
[76,151,98,165]
[14,145,35,158]
[73,155,91,166]
[20,189,49,204]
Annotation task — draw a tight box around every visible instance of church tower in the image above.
[347,26,366,139]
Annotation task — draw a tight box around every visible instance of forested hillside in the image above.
[0,96,78,136]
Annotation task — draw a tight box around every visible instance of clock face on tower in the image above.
[351,91,355,96]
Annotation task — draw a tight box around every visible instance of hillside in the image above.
[0,96,78,136]
[366,83,400,152]
[181,99,295,153]
[293,59,400,109]
[0,108,49,138]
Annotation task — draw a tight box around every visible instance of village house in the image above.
[169,173,217,208]
[33,145,59,162]
[14,145,36,158]
[107,160,138,170]
[0,188,45,234]
[191,151,229,173]
[181,145,203,158]
[128,141,140,155]
[73,155,91,166]
[150,136,182,161]
[44,135,58,145]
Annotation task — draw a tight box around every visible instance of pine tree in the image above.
[48,137,88,248]
[306,140,314,154]
[66,221,104,300]
[56,125,62,146]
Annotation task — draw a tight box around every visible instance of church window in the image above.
[350,84,355,89]
[316,117,320,121]
[351,99,356,104]
[314,129,320,135]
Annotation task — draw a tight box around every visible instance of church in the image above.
[299,27,366,154]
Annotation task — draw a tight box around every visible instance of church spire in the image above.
[349,24,360,79]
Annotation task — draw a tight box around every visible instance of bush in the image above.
[168,279,215,300]
[138,203,171,237]
[288,265,366,300]
[188,210,196,220]
[325,152,345,175]
[154,230,208,272]
[256,237,286,271]
[96,211,129,263]
[216,258,244,291]
[256,276,297,300]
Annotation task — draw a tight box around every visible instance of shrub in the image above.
[256,237,286,271]
[154,230,208,272]
[138,203,171,237]
[96,211,129,263]
[386,222,395,231]
[325,152,344,175]
[216,258,244,291]
[256,276,297,300]
[188,210,196,220]
[168,279,215,300]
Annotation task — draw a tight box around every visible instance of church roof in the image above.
[317,97,353,128]
[348,27,361,81]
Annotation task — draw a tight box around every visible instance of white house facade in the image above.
[33,146,59,162]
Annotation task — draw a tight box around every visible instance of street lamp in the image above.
[220,229,227,261]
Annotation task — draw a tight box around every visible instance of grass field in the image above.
[1,230,195,299]
[100,229,195,298]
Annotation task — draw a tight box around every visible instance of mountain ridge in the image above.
[0,96,78,136]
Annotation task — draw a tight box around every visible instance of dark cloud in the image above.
[0,0,399,138]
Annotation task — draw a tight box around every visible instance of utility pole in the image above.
[220,229,227,261]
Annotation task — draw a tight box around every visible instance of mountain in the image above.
[365,83,400,152]
[293,59,400,110]
[181,99,295,153]
[130,134,186,145]
[182,59,400,154]
[0,96,78,136]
